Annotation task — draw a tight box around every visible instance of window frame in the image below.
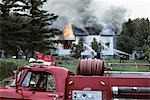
[20,70,56,92]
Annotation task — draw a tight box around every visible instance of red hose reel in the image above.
[77,59,106,76]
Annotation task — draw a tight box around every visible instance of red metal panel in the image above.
[66,76,109,100]
[66,76,150,100]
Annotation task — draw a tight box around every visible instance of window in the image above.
[105,42,110,48]
[21,72,31,87]
[63,41,72,49]
[10,69,25,87]
[21,71,56,92]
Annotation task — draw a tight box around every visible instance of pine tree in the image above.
[71,38,84,58]
[18,0,62,53]
[117,18,150,54]
[0,0,30,54]
[0,0,62,55]
[91,38,101,52]
[91,38,101,58]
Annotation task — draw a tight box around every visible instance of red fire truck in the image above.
[0,55,150,100]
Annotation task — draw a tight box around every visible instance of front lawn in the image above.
[0,58,149,81]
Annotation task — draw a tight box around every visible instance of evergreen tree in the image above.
[19,0,62,52]
[0,0,62,55]
[91,38,101,53]
[0,0,30,54]
[91,38,101,58]
[117,18,150,54]
[71,38,84,58]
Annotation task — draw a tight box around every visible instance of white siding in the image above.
[53,35,114,57]
[100,36,114,56]
[75,35,114,56]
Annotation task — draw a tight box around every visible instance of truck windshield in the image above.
[21,71,56,92]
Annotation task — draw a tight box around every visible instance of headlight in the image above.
[72,90,102,100]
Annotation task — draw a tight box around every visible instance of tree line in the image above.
[0,0,62,57]
[117,18,150,58]
[0,0,149,59]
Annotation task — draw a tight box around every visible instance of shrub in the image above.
[0,59,28,81]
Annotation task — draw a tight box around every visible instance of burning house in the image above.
[49,23,75,56]
[45,0,130,59]
[50,23,119,59]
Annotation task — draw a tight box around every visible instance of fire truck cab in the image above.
[0,57,150,100]
[0,57,72,100]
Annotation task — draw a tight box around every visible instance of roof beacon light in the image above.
[37,53,44,59]
[44,55,53,62]
[29,54,55,67]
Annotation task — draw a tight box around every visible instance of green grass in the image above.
[105,60,150,72]
[109,65,149,72]
[58,64,77,73]
[55,58,78,73]
[56,59,150,72]
[105,59,148,63]
[0,58,149,80]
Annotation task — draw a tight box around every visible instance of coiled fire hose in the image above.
[77,59,107,76]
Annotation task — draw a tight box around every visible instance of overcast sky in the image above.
[92,0,150,20]
[44,0,150,21]
[0,0,149,20]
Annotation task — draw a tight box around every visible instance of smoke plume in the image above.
[44,0,127,34]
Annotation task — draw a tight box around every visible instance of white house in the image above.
[51,23,130,58]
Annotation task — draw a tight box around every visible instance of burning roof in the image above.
[100,29,115,36]
[72,25,89,36]
[63,23,75,40]
[62,23,116,41]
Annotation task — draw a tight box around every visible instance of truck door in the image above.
[0,69,25,99]
[20,71,63,100]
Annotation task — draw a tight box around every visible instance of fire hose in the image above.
[77,59,107,76]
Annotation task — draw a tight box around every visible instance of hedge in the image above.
[0,59,28,81]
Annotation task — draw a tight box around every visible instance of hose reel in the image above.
[77,59,106,76]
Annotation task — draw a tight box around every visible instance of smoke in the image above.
[101,6,127,34]
[44,0,127,34]
[45,0,95,27]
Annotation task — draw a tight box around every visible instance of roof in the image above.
[63,23,115,40]
[72,25,89,36]
[100,29,115,36]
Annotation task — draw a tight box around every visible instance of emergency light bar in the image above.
[29,55,56,67]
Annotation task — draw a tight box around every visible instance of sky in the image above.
[44,0,150,21]
[93,0,150,20]
[0,0,149,20]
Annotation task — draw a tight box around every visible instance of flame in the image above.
[63,23,75,40]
